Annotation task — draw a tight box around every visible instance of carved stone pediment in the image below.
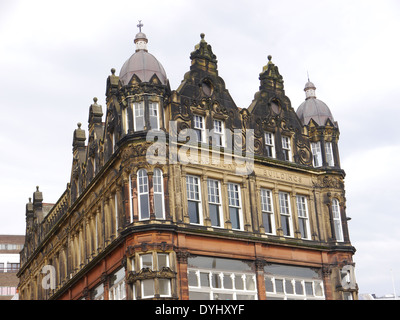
[126,267,176,283]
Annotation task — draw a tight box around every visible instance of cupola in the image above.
[119,22,168,86]
[296,81,336,127]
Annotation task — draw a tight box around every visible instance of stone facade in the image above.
[17,30,357,300]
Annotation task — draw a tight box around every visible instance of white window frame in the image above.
[265,132,276,158]
[261,189,275,235]
[194,115,205,143]
[265,276,325,300]
[311,142,322,167]
[133,102,145,131]
[207,179,223,228]
[278,192,293,237]
[213,119,225,147]
[186,175,203,225]
[325,142,334,166]
[137,169,150,220]
[149,102,160,130]
[332,198,344,242]
[228,183,243,231]
[153,168,165,220]
[281,136,292,161]
[188,268,258,300]
[296,195,311,240]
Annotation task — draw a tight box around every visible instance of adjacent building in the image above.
[0,235,24,300]
[17,27,357,300]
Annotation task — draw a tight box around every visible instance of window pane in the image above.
[295,280,304,295]
[305,282,313,296]
[223,274,233,289]
[246,275,255,291]
[263,212,273,234]
[209,204,220,227]
[188,201,200,224]
[235,275,244,290]
[230,207,240,230]
[157,254,169,269]
[159,279,171,296]
[214,293,233,300]
[141,254,153,269]
[285,279,294,294]
[134,103,144,131]
[212,273,222,288]
[281,215,291,236]
[265,277,274,292]
[142,279,155,297]
[200,272,210,287]
[190,291,210,300]
[188,271,199,287]
[275,279,284,293]
[154,194,164,219]
[139,194,149,219]
[149,103,159,130]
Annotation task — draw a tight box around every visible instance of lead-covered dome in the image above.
[296,81,336,127]
[119,31,168,86]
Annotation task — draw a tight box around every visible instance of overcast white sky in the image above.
[1,0,399,297]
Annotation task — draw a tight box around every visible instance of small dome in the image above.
[119,30,168,86]
[296,81,335,127]
[119,50,168,86]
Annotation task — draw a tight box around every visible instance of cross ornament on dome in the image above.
[137,20,143,32]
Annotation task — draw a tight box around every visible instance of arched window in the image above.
[153,169,165,219]
[332,198,344,242]
[137,169,150,220]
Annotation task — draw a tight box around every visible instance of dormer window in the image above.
[193,115,205,142]
[213,120,225,147]
[281,136,292,161]
[265,132,275,158]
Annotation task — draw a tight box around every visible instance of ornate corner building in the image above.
[17,28,357,300]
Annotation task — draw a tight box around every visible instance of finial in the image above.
[200,33,205,40]
[137,20,143,32]
[268,55,272,61]
[111,68,115,75]
[93,97,98,104]
[77,122,82,129]
[29,197,32,203]
[36,186,39,191]
[307,71,310,82]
